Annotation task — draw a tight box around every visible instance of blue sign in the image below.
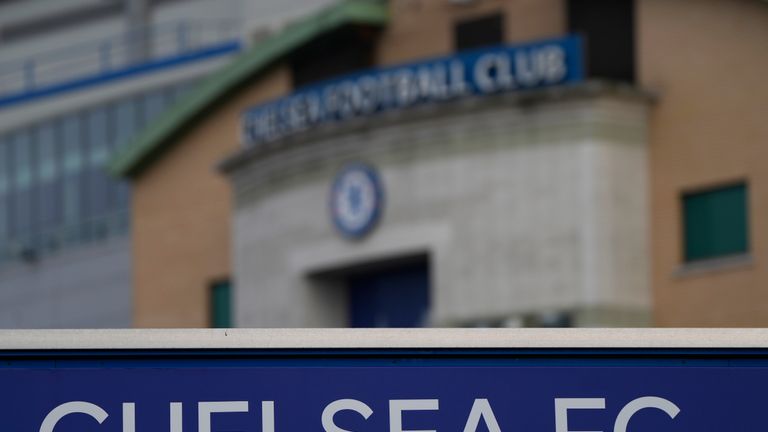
[4,348,768,431]
[242,36,583,146]
[330,163,384,239]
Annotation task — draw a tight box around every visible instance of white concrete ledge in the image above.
[0,328,766,350]
[674,254,753,278]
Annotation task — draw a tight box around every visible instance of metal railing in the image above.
[0,18,241,98]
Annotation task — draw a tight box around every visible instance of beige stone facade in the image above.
[132,67,291,327]
[640,0,768,326]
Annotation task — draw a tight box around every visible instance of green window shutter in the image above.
[683,183,749,262]
[210,281,232,328]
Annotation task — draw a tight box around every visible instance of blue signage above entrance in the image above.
[242,36,584,147]
[5,347,768,431]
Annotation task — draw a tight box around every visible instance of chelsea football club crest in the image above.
[330,163,384,239]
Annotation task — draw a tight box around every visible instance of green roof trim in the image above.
[109,0,389,178]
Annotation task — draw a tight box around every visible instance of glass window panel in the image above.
[61,114,82,243]
[114,97,138,149]
[36,122,61,251]
[87,108,109,165]
[103,103,118,154]
[683,183,749,261]
[62,114,83,174]
[28,128,41,249]
[89,167,111,240]
[3,135,15,243]
[37,123,57,182]
[114,180,130,234]
[0,136,8,241]
[13,131,32,189]
[12,131,32,242]
[0,135,8,195]
[105,95,131,232]
[62,174,81,244]
[0,192,5,260]
[0,101,142,253]
[85,108,111,240]
[39,180,60,251]
[143,90,168,125]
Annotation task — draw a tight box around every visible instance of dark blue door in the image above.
[348,262,429,327]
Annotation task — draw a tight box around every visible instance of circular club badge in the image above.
[330,163,384,239]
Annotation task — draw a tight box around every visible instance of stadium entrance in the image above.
[348,259,430,328]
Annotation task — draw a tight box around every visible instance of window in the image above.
[86,108,110,240]
[11,131,32,244]
[683,183,749,262]
[210,280,232,328]
[36,122,61,251]
[454,13,505,52]
[567,0,635,83]
[114,97,139,149]
[142,90,169,125]
[291,26,376,88]
[61,113,83,243]
[0,88,169,264]
[87,107,109,166]
[0,136,8,243]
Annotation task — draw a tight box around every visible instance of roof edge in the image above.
[109,0,389,178]
[1,328,768,350]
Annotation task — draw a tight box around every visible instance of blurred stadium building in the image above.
[0,0,336,327]
[110,0,767,329]
[3,0,766,329]
[114,0,768,328]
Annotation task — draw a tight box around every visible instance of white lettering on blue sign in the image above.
[37,396,678,431]
[241,36,583,147]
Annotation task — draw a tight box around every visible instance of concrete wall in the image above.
[0,237,131,328]
[227,87,651,327]
[131,66,292,328]
[640,0,768,326]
